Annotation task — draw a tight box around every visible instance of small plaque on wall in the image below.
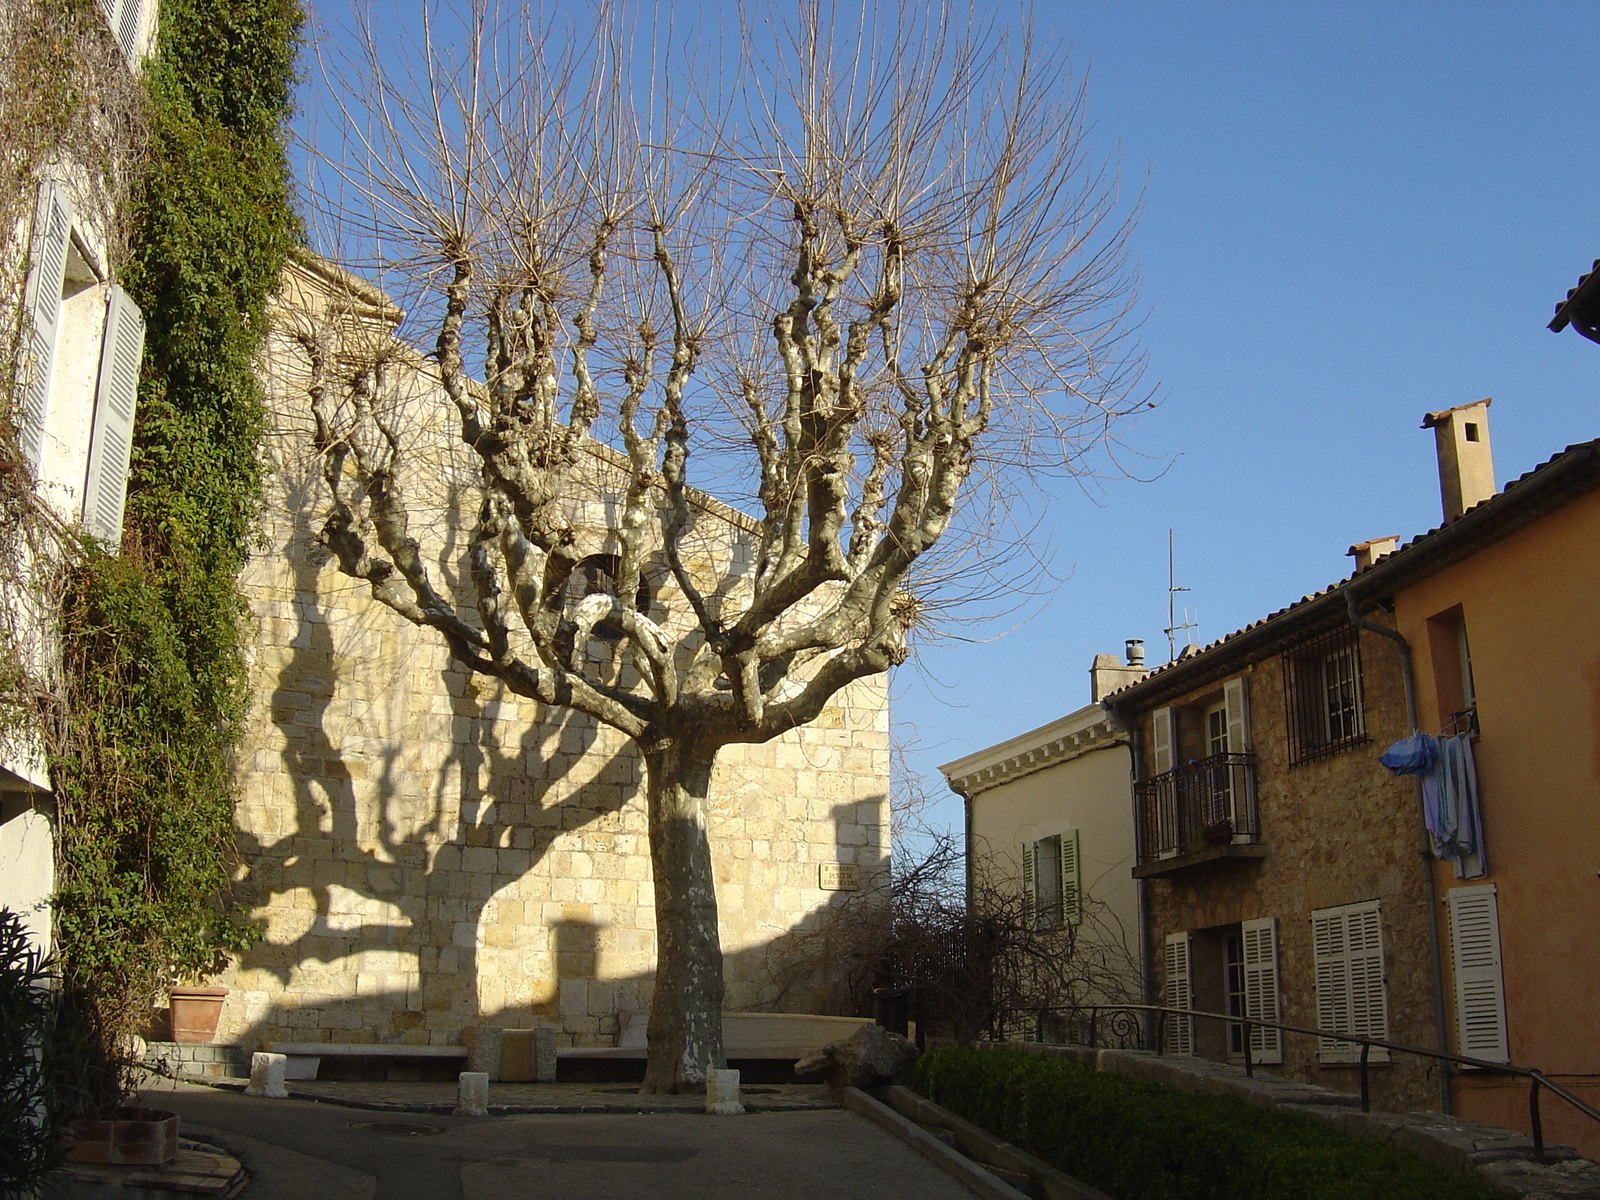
[819,863,860,891]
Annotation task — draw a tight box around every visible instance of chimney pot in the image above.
[1346,536,1401,572]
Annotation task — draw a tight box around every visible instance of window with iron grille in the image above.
[1283,625,1368,765]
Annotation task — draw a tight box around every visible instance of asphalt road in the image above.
[140,1080,983,1200]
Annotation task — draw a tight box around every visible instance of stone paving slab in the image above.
[51,1139,247,1198]
[183,1074,840,1115]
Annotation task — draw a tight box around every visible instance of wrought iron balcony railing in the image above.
[1135,751,1259,866]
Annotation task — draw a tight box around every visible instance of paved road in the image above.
[140,1080,983,1200]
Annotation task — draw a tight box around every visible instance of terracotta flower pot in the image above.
[65,1106,179,1166]
[169,986,228,1044]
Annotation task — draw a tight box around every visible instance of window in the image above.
[1284,626,1368,764]
[1427,608,1478,736]
[20,180,144,548]
[1021,830,1080,930]
[1311,900,1389,1063]
[1446,884,1508,1064]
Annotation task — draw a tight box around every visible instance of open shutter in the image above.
[1240,917,1282,1064]
[1020,841,1038,931]
[1447,885,1508,1064]
[83,286,144,545]
[1058,830,1081,926]
[1151,706,1174,775]
[1164,931,1193,1054]
[1224,676,1251,752]
[115,0,143,63]
[20,182,74,469]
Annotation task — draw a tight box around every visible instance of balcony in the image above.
[1133,752,1264,878]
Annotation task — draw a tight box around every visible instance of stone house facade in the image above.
[1107,400,1600,1148]
[210,255,891,1053]
[1106,592,1438,1115]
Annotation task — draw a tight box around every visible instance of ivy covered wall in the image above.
[48,0,301,1114]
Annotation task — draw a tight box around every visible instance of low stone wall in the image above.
[144,1042,250,1080]
[989,1042,1600,1199]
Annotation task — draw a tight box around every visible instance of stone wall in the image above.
[1142,615,1442,1114]
[212,260,891,1052]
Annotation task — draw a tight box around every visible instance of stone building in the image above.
[1107,400,1600,1145]
[209,255,891,1054]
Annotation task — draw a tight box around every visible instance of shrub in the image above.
[915,1046,1501,1200]
[0,909,60,1197]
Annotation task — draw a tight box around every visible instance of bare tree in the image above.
[297,0,1142,1092]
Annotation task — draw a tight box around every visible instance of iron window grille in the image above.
[1283,625,1368,765]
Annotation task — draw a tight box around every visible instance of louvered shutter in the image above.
[1313,901,1389,1065]
[1020,841,1038,931]
[1058,830,1081,927]
[115,0,143,63]
[20,182,74,469]
[1447,885,1508,1064]
[1151,706,1174,774]
[1240,917,1282,1064]
[1164,931,1193,1054]
[83,286,144,545]
[1224,676,1251,752]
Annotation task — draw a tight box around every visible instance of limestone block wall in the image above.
[1142,617,1438,1114]
[214,261,891,1051]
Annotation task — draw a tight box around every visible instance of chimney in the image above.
[1346,536,1400,572]
[1421,399,1495,522]
[1090,642,1149,702]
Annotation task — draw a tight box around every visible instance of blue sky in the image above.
[297,1,1600,833]
[891,0,1600,830]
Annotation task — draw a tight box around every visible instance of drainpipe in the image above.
[1345,589,1453,1115]
[962,788,974,912]
[1106,704,1155,1029]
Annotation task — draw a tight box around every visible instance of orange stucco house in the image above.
[1378,405,1600,1154]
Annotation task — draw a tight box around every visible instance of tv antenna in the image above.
[1164,529,1199,662]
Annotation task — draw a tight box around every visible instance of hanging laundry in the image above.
[1378,732,1486,879]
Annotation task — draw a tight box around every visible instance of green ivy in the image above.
[48,0,301,1117]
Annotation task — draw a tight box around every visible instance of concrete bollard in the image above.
[705,1068,744,1116]
[456,1071,489,1117]
[245,1052,288,1099]
[468,1027,504,1081]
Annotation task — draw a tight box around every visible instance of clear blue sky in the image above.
[298,1,1600,835]
[892,0,1600,833]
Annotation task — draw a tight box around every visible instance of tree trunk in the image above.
[639,736,726,1093]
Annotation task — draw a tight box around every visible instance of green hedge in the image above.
[914,1047,1500,1200]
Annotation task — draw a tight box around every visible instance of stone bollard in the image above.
[705,1068,744,1116]
[456,1071,489,1117]
[533,1027,557,1083]
[468,1027,504,1082]
[245,1052,287,1099]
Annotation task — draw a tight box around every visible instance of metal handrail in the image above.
[1006,1002,1600,1160]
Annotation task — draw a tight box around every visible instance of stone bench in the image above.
[263,1042,468,1082]
[559,1012,873,1061]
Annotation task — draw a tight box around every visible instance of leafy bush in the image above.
[915,1046,1501,1200]
[0,909,60,1196]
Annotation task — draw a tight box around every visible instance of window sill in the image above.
[1133,843,1267,879]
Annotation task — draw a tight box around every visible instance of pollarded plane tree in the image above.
[303,0,1142,1092]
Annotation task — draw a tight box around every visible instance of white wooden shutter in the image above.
[1151,706,1175,775]
[1020,841,1038,931]
[1240,917,1282,1064]
[20,182,74,469]
[83,286,144,545]
[1164,931,1193,1054]
[1058,829,1081,927]
[1313,901,1389,1064]
[1447,884,1508,1064]
[1224,676,1251,752]
[115,0,144,64]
